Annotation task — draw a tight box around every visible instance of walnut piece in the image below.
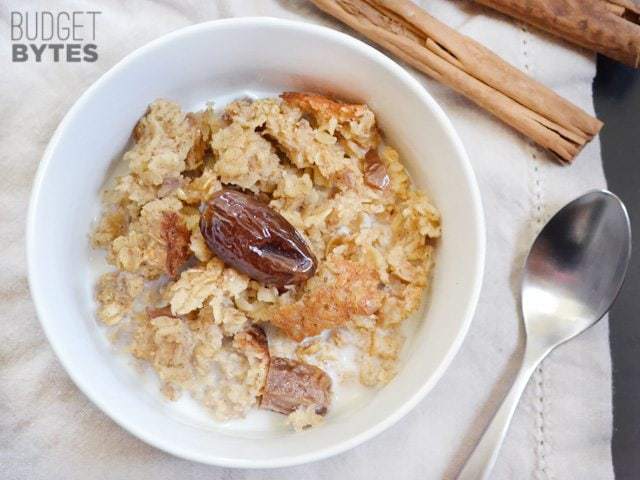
[280,91,368,124]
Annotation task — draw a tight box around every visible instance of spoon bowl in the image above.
[459,190,631,480]
[523,190,632,346]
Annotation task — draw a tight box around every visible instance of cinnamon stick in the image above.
[473,0,640,68]
[311,0,603,163]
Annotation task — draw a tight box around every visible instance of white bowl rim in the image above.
[26,16,486,468]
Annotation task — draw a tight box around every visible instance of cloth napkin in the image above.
[0,1,613,478]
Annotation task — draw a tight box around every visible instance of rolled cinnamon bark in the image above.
[473,0,640,68]
[311,0,603,163]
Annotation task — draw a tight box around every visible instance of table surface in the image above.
[593,55,640,480]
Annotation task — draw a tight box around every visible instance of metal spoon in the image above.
[458,190,631,480]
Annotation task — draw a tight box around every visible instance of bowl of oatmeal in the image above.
[27,18,485,467]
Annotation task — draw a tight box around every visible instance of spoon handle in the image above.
[457,342,551,480]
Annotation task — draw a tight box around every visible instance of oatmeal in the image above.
[91,92,441,429]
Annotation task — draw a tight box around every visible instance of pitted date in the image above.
[364,149,390,191]
[260,357,332,415]
[199,189,317,287]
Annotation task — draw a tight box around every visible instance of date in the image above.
[260,357,332,415]
[199,189,317,288]
[364,149,390,191]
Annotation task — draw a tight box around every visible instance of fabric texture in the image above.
[0,1,613,478]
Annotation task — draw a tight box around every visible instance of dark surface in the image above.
[593,55,640,480]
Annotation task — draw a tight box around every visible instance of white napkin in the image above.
[0,1,613,478]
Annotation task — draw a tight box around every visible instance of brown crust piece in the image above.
[160,211,191,278]
[146,305,173,318]
[132,118,145,143]
[270,259,383,341]
[281,91,367,124]
[185,112,209,170]
[260,357,332,415]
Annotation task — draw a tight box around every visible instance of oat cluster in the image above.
[92,93,440,429]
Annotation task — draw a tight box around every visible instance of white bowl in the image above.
[27,17,485,468]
